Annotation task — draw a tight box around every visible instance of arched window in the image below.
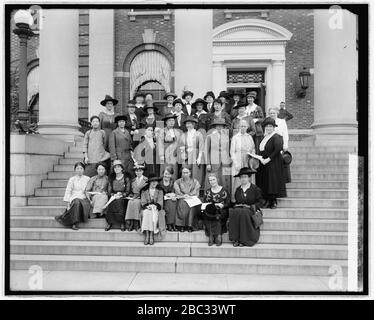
[136,80,166,101]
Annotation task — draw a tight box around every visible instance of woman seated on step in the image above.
[139,174,166,245]
[55,162,91,230]
[84,162,109,219]
[125,163,148,232]
[229,167,264,247]
[104,160,131,231]
[202,173,230,247]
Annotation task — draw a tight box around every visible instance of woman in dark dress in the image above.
[229,167,264,247]
[105,160,131,231]
[55,162,91,230]
[255,117,287,209]
[98,95,118,151]
[159,166,178,231]
[202,174,230,246]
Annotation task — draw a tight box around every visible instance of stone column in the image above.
[271,59,286,112]
[312,9,358,144]
[88,9,114,118]
[212,60,226,94]
[38,9,82,141]
[174,9,213,98]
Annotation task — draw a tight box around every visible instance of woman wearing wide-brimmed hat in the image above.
[217,91,232,115]
[203,91,215,113]
[255,117,287,209]
[171,98,187,132]
[99,95,119,150]
[229,167,264,247]
[230,118,257,202]
[192,98,209,131]
[133,92,147,119]
[231,102,256,137]
[178,116,205,184]
[157,112,181,181]
[162,92,178,117]
[206,99,232,131]
[125,163,148,231]
[202,173,230,246]
[229,90,245,119]
[181,90,194,116]
[140,103,162,129]
[109,115,135,178]
[139,174,166,245]
[205,118,232,193]
[244,91,265,152]
[104,160,131,231]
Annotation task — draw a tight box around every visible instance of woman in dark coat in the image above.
[105,160,131,231]
[98,95,119,151]
[55,162,91,230]
[202,174,230,246]
[159,165,178,231]
[229,167,264,247]
[255,117,287,209]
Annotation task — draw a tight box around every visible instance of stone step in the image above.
[10,240,347,260]
[292,159,349,166]
[59,158,86,165]
[35,188,65,197]
[11,206,348,220]
[289,146,355,152]
[64,152,85,159]
[69,146,85,153]
[291,165,348,172]
[11,228,348,245]
[10,216,348,232]
[291,172,348,180]
[287,181,348,189]
[42,179,68,188]
[289,153,351,160]
[287,189,348,199]
[53,164,80,172]
[10,254,347,276]
[175,257,347,276]
[47,171,76,180]
[278,198,348,208]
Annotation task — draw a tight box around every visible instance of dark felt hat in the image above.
[164,92,177,100]
[246,91,257,98]
[162,112,178,122]
[172,98,185,107]
[133,92,146,99]
[234,167,256,178]
[100,95,118,106]
[261,117,278,128]
[183,115,198,124]
[203,91,215,100]
[143,104,158,111]
[218,91,229,99]
[192,98,207,109]
[112,159,124,170]
[147,173,162,183]
[203,203,220,219]
[114,115,128,123]
[210,118,229,127]
[230,91,245,99]
[182,90,194,99]
[233,102,247,110]
[282,150,293,165]
[248,156,260,172]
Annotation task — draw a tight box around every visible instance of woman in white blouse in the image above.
[55,162,91,230]
[268,107,289,152]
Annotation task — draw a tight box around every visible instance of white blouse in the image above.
[63,175,90,203]
[275,118,289,149]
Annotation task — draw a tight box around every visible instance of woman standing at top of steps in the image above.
[55,162,91,231]
[99,95,119,151]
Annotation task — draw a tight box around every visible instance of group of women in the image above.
[55,90,291,247]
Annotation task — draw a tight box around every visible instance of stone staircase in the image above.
[10,136,355,277]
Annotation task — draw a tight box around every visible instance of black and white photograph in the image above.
[2,0,369,299]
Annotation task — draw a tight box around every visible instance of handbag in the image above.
[250,204,263,229]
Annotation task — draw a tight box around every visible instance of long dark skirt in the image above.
[175,199,200,227]
[228,207,260,246]
[164,199,177,225]
[56,198,91,226]
[203,209,228,236]
[105,198,128,225]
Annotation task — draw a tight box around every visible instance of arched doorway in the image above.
[135,80,167,111]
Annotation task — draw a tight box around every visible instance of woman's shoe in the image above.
[233,241,239,247]
[105,224,112,231]
[149,232,154,245]
[120,223,125,232]
[208,235,214,246]
[239,243,244,247]
[144,231,150,245]
[172,225,177,232]
[215,235,222,246]
[188,227,192,233]
[180,227,185,232]
[71,224,79,231]
[166,225,171,231]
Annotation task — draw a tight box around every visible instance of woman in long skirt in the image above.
[229,167,264,247]
[98,95,118,151]
[140,174,166,245]
[159,165,178,231]
[202,174,230,246]
[105,160,131,231]
[174,166,201,232]
[125,164,148,231]
[85,163,109,218]
[256,117,287,209]
[55,162,91,230]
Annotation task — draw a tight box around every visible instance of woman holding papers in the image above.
[55,162,91,230]
[255,117,287,209]
[159,166,178,232]
[105,160,131,231]
[140,174,166,245]
[202,174,230,246]
[229,167,264,247]
[84,162,109,219]
[173,166,201,232]
[125,164,148,232]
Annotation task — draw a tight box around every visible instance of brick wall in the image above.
[78,9,89,120]
[213,9,314,130]
[113,9,175,114]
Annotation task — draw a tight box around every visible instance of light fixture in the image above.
[296,67,311,98]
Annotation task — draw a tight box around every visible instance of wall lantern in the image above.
[296,67,311,98]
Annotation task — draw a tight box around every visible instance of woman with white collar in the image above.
[245,91,264,153]
[255,117,287,209]
[98,95,119,151]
